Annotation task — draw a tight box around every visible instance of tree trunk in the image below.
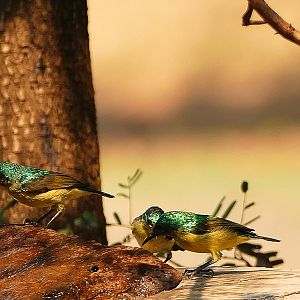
[0,0,107,244]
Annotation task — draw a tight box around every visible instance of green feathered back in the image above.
[156,211,256,238]
[0,162,50,186]
[0,162,101,195]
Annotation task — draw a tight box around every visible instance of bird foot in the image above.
[183,268,214,279]
[23,218,42,227]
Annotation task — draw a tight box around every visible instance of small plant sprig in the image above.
[106,169,143,246]
[117,169,143,224]
[106,212,134,246]
[212,196,237,219]
[214,181,283,268]
[240,181,260,226]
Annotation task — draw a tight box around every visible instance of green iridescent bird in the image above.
[131,206,183,262]
[142,211,280,277]
[0,161,114,226]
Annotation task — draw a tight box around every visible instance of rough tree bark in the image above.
[0,0,108,243]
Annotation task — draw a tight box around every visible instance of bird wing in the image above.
[190,217,255,236]
[20,172,96,193]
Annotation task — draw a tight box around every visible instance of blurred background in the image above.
[88,1,300,268]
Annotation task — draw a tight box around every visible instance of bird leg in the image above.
[183,258,215,279]
[36,207,56,224]
[163,251,172,263]
[24,209,54,226]
[35,204,64,227]
[24,207,55,226]
[45,204,65,227]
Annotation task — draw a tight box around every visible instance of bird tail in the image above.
[81,186,114,198]
[99,191,114,198]
[95,191,115,198]
[255,235,280,242]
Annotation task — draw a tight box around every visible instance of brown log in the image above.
[0,225,182,299]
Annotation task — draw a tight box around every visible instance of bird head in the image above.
[0,162,13,186]
[132,206,164,227]
[142,206,164,226]
[141,212,174,246]
[131,206,166,248]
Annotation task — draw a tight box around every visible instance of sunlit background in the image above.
[88,1,300,268]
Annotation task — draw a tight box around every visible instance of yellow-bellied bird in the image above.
[0,161,114,226]
[142,211,280,277]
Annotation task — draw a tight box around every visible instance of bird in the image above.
[142,211,280,277]
[0,161,114,226]
[131,206,182,262]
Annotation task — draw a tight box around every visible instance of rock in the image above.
[0,225,182,299]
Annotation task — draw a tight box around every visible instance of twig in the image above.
[243,0,300,45]
[240,181,248,225]
[242,3,266,26]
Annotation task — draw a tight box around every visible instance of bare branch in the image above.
[243,0,300,46]
[242,3,266,26]
[242,2,253,25]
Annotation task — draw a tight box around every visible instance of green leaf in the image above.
[113,212,122,225]
[128,168,140,182]
[116,193,129,199]
[122,233,133,243]
[118,183,129,188]
[128,169,143,186]
[222,200,236,219]
[245,202,255,209]
[244,215,261,226]
[212,196,226,216]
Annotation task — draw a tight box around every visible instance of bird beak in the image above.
[141,233,159,246]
